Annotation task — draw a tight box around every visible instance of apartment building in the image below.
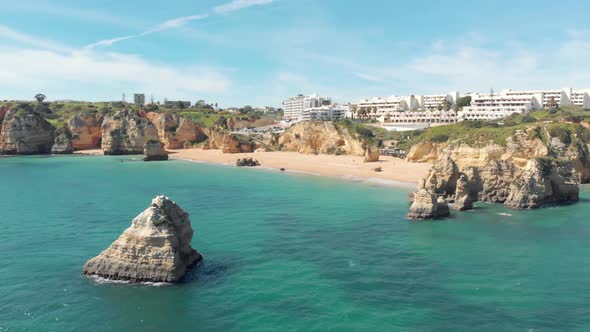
[301,105,346,121]
[458,93,538,121]
[282,94,331,121]
[501,88,590,109]
[419,92,459,110]
[380,109,457,126]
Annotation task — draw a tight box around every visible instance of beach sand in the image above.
[169,149,430,188]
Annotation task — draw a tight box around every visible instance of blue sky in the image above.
[0,0,589,107]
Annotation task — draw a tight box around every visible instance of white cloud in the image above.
[145,14,210,33]
[0,24,72,53]
[85,14,209,49]
[214,0,273,14]
[0,45,230,100]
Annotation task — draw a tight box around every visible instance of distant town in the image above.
[282,88,590,131]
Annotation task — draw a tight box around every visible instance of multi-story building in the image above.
[458,93,538,121]
[568,89,590,109]
[301,106,346,121]
[419,92,459,110]
[501,88,590,109]
[354,95,419,118]
[282,94,332,121]
[133,93,145,106]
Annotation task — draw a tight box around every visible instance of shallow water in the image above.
[0,155,589,331]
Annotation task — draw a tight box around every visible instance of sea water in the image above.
[0,155,589,331]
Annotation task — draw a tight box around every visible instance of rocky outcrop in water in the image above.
[408,155,580,219]
[144,140,168,161]
[407,189,450,220]
[51,127,74,154]
[68,114,102,150]
[278,121,366,156]
[101,110,159,155]
[236,157,260,167]
[145,112,206,149]
[0,107,55,155]
[504,158,579,209]
[83,196,202,283]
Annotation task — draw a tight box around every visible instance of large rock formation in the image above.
[409,155,580,219]
[504,158,579,209]
[236,157,260,167]
[51,127,74,154]
[278,121,366,156]
[68,114,102,150]
[0,107,55,155]
[364,146,380,162]
[145,112,206,149]
[406,126,590,183]
[83,196,202,283]
[101,110,159,155]
[222,134,256,154]
[408,189,450,220]
[144,140,168,161]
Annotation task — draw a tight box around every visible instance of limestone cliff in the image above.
[0,107,55,155]
[83,196,202,283]
[101,110,159,155]
[278,121,366,156]
[144,140,168,161]
[145,112,206,149]
[222,134,256,153]
[68,114,102,150]
[406,126,590,183]
[51,127,74,154]
[408,155,579,219]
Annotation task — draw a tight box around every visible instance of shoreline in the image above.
[169,149,430,189]
[23,148,431,189]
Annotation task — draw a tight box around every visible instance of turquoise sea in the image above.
[1,155,590,331]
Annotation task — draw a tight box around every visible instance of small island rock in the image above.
[144,140,168,161]
[83,196,202,283]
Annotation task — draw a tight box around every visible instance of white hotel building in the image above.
[282,94,332,121]
[459,88,590,121]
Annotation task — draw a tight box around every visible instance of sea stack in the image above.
[83,196,202,283]
[144,140,168,161]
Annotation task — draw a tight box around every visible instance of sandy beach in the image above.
[169,149,430,188]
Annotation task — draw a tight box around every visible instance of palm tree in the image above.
[34,93,46,102]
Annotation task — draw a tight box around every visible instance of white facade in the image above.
[419,92,459,110]
[459,93,537,121]
[501,88,590,109]
[282,94,332,121]
[302,106,346,121]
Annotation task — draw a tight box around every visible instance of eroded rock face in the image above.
[144,140,168,161]
[278,121,366,156]
[146,112,206,149]
[0,109,55,155]
[505,158,579,209]
[101,110,159,155]
[409,155,580,219]
[364,146,380,162]
[83,196,202,283]
[421,157,460,196]
[407,189,450,220]
[452,174,473,211]
[236,157,260,167]
[407,126,590,183]
[68,114,102,150]
[51,127,74,154]
[222,134,256,154]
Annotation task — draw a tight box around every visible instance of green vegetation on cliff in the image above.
[378,106,590,151]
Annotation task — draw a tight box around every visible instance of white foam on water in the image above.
[497,213,513,217]
[88,275,172,287]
